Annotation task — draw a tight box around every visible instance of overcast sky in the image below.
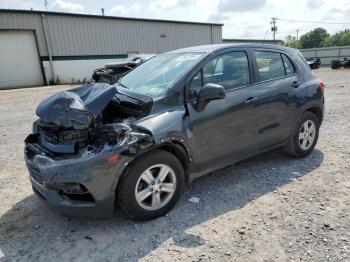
[1,0,349,40]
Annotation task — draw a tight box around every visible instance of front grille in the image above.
[29,166,44,186]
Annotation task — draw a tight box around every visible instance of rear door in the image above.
[250,50,299,149]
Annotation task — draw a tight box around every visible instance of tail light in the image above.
[319,80,325,92]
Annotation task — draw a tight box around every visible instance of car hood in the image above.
[105,61,138,69]
[36,83,117,129]
[36,82,154,130]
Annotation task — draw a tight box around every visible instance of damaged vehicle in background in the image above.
[25,44,324,220]
[92,54,156,84]
[331,57,350,69]
[306,57,321,69]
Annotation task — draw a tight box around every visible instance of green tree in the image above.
[332,32,342,46]
[328,29,350,46]
[339,29,350,46]
[322,36,334,47]
[299,28,329,48]
[284,28,350,48]
[283,35,300,48]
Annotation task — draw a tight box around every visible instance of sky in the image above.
[1,0,349,40]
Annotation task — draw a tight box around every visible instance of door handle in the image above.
[245,97,258,104]
[291,81,302,88]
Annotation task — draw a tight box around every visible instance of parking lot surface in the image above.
[0,68,349,262]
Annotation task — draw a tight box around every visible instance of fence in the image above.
[300,46,350,65]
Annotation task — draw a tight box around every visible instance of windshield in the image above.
[119,52,205,97]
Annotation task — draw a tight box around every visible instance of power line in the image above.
[264,30,269,40]
[44,0,48,11]
[276,18,350,25]
[282,25,323,34]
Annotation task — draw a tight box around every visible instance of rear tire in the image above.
[117,150,185,220]
[286,111,319,157]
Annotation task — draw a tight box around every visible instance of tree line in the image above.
[282,28,350,49]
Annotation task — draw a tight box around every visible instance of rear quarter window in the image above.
[281,53,295,76]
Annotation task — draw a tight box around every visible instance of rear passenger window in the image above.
[281,54,295,75]
[254,51,285,81]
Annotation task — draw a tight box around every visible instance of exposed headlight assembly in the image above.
[93,123,148,147]
[112,124,132,147]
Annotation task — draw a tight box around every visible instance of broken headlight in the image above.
[113,124,133,146]
[93,123,142,147]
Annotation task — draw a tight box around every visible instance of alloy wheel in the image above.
[135,164,177,211]
[298,120,316,150]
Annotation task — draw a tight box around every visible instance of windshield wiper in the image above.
[116,80,129,89]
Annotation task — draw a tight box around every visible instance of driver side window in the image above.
[189,51,250,100]
[189,70,202,100]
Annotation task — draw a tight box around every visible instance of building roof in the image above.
[0,9,223,26]
[223,38,282,43]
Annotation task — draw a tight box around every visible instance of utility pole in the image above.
[271,17,277,40]
[101,8,105,16]
[296,29,300,49]
[44,0,48,11]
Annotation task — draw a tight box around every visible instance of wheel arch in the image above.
[115,142,191,194]
[305,106,323,125]
[156,142,191,183]
[289,104,323,141]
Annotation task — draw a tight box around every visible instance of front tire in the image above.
[286,111,319,157]
[117,150,185,220]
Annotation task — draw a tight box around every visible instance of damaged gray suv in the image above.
[25,44,324,220]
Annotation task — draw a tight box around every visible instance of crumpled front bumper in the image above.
[30,177,115,218]
[24,137,130,218]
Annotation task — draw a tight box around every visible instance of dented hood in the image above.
[36,83,117,129]
[105,61,138,69]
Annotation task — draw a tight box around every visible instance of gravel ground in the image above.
[0,68,349,262]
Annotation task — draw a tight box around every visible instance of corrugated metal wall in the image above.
[0,12,49,56]
[46,16,222,55]
[0,11,222,58]
[300,46,350,65]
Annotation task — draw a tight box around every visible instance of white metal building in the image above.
[0,9,223,89]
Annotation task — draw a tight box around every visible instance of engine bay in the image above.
[26,83,154,158]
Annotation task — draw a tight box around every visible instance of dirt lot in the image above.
[0,68,349,262]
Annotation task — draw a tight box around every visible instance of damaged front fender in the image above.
[133,109,193,164]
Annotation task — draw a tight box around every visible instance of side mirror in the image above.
[195,83,225,111]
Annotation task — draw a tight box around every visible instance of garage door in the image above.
[0,31,44,89]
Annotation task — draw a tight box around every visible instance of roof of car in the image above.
[168,44,296,54]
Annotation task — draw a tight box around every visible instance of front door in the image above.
[185,50,258,172]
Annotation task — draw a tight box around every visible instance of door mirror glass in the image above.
[195,83,225,111]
